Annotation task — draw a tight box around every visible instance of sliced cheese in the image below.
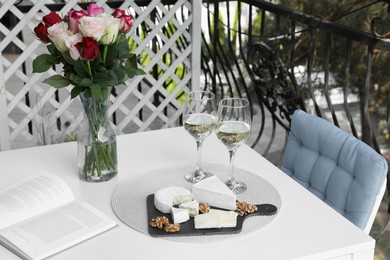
[209,209,238,228]
[194,212,220,229]
[192,176,237,210]
[154,186,192,213]
[179,200,199,217]
[171,207,190,224]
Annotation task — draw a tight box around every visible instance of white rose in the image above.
[100,15,121,45]
[47,22,69,52]
[78,16,106,41]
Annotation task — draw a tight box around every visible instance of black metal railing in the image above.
[201,0,390,235]
[201,0,390,159]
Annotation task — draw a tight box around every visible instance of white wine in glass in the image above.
[216,98,251,194]
[183,91,216,183]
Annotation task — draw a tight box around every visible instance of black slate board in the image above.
[147,194,277,237]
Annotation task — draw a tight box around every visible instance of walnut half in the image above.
[164,223,180,233]
[149,216,169,229]
[199,202,210,214]
[236,201,258,216]
[149,216,180,233]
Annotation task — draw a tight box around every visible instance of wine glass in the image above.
[215,98,251,194]
[183,91,217,183]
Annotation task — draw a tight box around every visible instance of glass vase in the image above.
[77,91,118,182]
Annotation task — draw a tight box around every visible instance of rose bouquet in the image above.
[32,4,144,181]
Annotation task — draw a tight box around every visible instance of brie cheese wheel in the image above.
[192,176,237,210]
[179,200,199,217]
[154,186,192,213]
[171,207,190,224]
[209,209,238,228]
[194,212,220,229]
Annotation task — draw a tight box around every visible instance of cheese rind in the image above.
[154,186,192,213]
[192,176,237,210]
[171,207,190,224]
[179,200,199,217]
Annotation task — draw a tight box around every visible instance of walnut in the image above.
[149,216,169,229]
[199,202,210,214]
[236,201,258,216]
[164,223,180,233]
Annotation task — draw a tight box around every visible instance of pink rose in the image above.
[87,3,105,17]
[78,16,106,41]
[112,9,126,18]
[65,33,82,60]
[67,10,86,33]
[100,16,121,45]
[47,22,70,52]
[119,14,134,33]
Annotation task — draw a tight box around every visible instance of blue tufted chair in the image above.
[282,109,387,233]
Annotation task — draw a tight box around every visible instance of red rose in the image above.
[112,9,126,18]
[34,22,49,43]
[42,11,62,27]
[81,37,99,60]
[120,15,134,33]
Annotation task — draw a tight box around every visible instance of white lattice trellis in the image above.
[0,0,201,150]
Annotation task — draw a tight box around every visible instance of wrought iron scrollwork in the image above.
[247,42,304,130]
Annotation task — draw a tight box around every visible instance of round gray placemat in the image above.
[111,163,281,242]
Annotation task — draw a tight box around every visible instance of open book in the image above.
[0,171,117,260]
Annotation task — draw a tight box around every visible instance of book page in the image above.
[0,172,75,230]
[0,200,117,260]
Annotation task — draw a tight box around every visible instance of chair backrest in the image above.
[282,109,388,233]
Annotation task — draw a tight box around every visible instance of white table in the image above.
[0,127,375,260]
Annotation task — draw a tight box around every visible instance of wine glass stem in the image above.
[195,139,204,176]
[228,148,237,184]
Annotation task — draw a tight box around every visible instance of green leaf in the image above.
[78,78,94,87]
[89,83,102,101]
[92,55,103,69]
[105,44,117,66]
[47,44,57,55]
[48,54,61,65]
[117,39,130,59]
[112,63,127,83]
[74,60,90,78]
[94,70,118,87]
[42,75,70,88]
[128,53,138,67]
[32,54,53,73]
[62,52,75,65]
[135,68,146,75]
[70,86,86,99]
[117,33,127,43]
[95,65,106,73]
[69,73,82,86]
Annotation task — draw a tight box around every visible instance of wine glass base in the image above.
[226,180,247,194]
[185,171,213,183]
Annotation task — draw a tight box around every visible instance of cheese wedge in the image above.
[192,176,237,210]
[194,209,238,229]
[154,186,192,213]
[209,209,238,228]
[194,212,220,229]
[171,207,190,224]
[179,200,199,217]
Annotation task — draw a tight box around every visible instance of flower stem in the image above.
[103,45,108,64]
[86,60,93,80]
